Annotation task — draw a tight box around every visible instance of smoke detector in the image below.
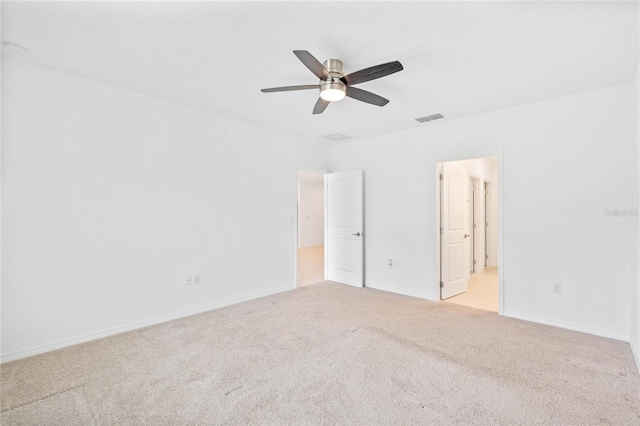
[2,42,28,55]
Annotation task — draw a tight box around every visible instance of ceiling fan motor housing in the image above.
[320,59,346,101]
[322,59,344,78]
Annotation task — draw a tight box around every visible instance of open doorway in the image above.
[294,168,364,289]
[297,170,326,287]
[437,156,499,312]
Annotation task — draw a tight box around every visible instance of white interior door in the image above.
[326,170,364,287]
[441,163,469,299]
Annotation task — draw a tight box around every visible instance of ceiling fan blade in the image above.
[261,85,318,93]
[346,86,389,106]
[294,50,331,81]
[313,97,330,114]
[343,61,403,86]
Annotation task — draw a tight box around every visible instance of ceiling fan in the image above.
[261,50,403,115]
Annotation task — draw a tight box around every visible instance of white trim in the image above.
[630,341,640,374]
[483,180,493,268]
[365,283,430,301]
[469,175,482,274]
[324,174,329,282]
[436,163,443,300]
[497,153,504,315]
[503,310,630,342]
[0,285,293,363]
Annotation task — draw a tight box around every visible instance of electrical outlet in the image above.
[193,274,200,285]
[185,275,192,286]
[552,282,562,294]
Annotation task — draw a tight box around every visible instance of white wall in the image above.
[297,177,324,248]
[631,64,640,369]
[331,82,637,340]
[2,56,638,361]
[1,58,331,360]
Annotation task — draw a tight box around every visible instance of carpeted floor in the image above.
[1,282,639,425]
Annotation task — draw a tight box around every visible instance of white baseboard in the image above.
[365,283,433,301]
[0,285,293,363]
[630,341,640,374]
[503,310,630,342]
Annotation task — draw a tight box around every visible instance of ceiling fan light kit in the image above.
[319,81,346,101]
[261,50,403,114]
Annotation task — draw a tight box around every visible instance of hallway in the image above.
[446,267,498,312]
[297,246,324,287]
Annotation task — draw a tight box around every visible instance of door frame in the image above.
[469,175,481,274]
[435,152,504,314]
[293,166,330,289]
[484,181,492,268]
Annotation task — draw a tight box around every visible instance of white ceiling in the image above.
[2,1,638,144]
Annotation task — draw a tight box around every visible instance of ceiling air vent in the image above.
[415,113,445,123]
[320,132,352,142]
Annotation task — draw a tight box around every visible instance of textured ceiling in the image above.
[2,1,638,144]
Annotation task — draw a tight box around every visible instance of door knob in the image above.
[352,232,361,236]
[464,234,470,238]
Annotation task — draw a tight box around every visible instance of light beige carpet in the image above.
[1,282,639,425]
[447,267,499,312]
